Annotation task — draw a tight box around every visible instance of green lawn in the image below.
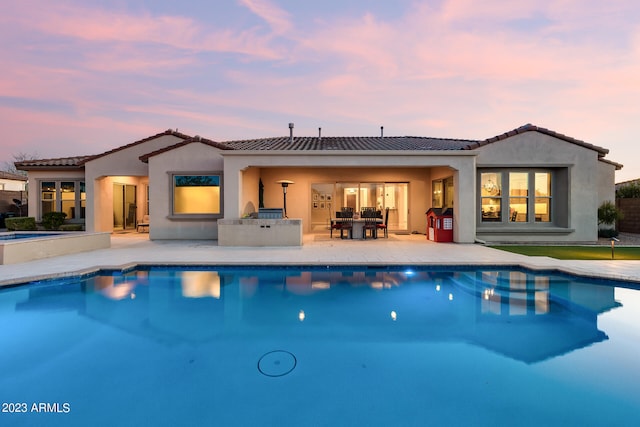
[491,245,640,260]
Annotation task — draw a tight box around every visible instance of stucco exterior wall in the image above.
[147,142,224,239]
[241,167,260,216]
[84,134,185,232]
[474,132,602,243]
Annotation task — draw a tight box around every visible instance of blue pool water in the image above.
[0,232,60,241]
[1,266,639,426]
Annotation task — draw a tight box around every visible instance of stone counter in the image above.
[218,218,303,247]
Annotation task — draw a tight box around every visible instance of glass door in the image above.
[113,183,137,230]
[384,183,409,232]
[332,182,410,233]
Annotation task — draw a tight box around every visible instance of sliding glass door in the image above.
[383,183,408,232]
[313,182,409,233]
[113,183,137,230]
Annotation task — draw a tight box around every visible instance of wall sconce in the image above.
[276,180,294,218]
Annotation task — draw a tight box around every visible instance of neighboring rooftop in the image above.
[0,171,27,181]
[616,178,640,189]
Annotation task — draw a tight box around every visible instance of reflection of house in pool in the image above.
[12,268,620,363]
[451,270,619,363]
[83,271,229,343]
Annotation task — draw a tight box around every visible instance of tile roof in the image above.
[81,129,192,164]
[471,123,610,156]
[15,155,96,170]
[223,136,478,151]
[139,135,234,162]
[14,129,192,170]
[14,123,617,171]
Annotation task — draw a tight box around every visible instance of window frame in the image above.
[478,169,554,226]
[38,179,86,222]
[168,171,224,220]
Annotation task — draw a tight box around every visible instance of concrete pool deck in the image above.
[1,232,640,286]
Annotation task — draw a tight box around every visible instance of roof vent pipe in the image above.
[381,126,384,137]
[289,123,294,143]
[318,127,322,138]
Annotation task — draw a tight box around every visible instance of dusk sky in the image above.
[2,0,639,181]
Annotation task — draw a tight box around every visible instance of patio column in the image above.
[452,158,476,243]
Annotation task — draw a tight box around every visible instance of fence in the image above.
[616,198,640,233]
[0,190,27,216]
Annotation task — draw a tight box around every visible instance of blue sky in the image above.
[1,0,639,181]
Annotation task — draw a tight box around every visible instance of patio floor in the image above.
[1,232,640,287]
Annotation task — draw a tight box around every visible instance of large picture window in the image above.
[40,180,85,220]
[480,170,552,224]
[172,174,222,216]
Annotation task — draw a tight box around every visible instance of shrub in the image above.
[597,201,623,226]
[5,216,37,231]
[41,212,67,230]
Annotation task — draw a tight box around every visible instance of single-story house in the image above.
[15,123,622,244]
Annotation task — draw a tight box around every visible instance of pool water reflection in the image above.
[1,266,639,426]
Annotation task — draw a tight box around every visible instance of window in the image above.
[509,172,528,222]
[534,173,551,222]
[480,170,552,224]
[39,180,85,220]
[432,180,443,207]
[61,181,76,219]
[172,174,222,216]
[433,177,454,209]
[480,173,502,222]
[41,181,56,216]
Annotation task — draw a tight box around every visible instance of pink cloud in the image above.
[4,2,283,63]
[239,0,293,35]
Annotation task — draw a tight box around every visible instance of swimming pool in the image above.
[0,232,62,240]
[1,265,639,426]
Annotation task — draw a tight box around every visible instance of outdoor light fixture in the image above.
[611,237,620,259]
[276,180,294,218]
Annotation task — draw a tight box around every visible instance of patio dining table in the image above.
[331,217,383,239]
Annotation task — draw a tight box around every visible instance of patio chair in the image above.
[330,211,343,238]
[338,207,354,239]
[377,207,389,238]
[137,215,150,233]
[362,209,378,239]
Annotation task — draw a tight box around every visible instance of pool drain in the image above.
[258,350,297,377]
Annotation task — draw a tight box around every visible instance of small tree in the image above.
[597,201,622,237]
[2,151,39,175]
